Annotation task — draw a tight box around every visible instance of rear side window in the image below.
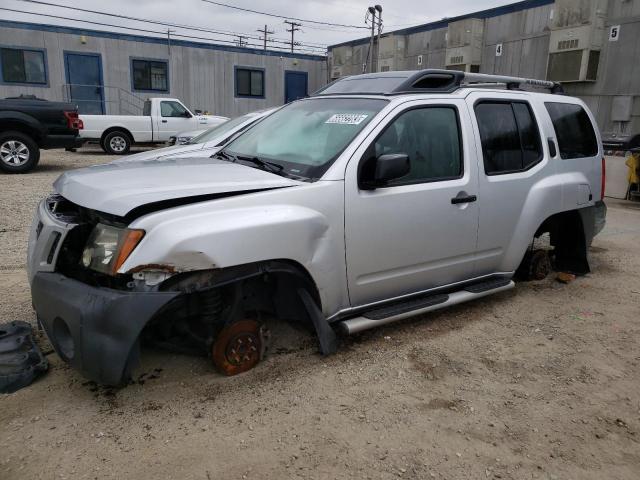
[545,102,598,159]
[475,101,542,175]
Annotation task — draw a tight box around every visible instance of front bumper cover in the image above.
[31,272,178,385]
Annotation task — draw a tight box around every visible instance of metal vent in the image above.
[586,50,600,81]
[557,39,579,50]
[547,50,582,81]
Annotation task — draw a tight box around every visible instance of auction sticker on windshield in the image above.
[325,114,369,125]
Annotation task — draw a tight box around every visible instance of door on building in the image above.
[64,52,105,115]
[284,71,308,103]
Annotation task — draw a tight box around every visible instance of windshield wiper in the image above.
[214,150,237,161]
[236,155,284,174]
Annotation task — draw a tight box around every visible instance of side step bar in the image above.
[338,279,514,335]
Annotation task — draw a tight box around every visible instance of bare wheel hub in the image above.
[530,250,551,280]
[211,320,268,376]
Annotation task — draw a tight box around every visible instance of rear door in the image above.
[344,99,480,307]
[468,92,551,275]
[155,100,194,141]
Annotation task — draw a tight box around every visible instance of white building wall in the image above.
[0,21,327,118]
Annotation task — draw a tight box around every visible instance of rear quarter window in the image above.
[545,102,598,159]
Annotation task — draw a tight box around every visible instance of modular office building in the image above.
[0,20,327,118]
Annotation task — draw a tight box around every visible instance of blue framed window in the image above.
[235,66,265,98]
[131,58,169,92]
[0,46,47,86]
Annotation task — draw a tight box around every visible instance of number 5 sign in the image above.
[496,43,503,56]
[609,25,620,42]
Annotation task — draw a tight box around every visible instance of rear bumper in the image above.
[593,200,607,237]
[40,134,84,149]
[580,200,607,246]
[31,272,178,385]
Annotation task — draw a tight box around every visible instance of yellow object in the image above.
[626,153,640,184]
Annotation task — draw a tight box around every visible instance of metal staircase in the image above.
[61,84,146,115]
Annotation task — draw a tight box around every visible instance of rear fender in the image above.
[500,171,592,272]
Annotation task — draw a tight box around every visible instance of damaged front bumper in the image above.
[31,272,178,385]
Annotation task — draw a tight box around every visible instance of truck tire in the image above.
[0,131,40,174]
[103,130,131,155]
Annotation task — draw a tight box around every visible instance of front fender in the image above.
[121,203,340,310]
[122,204,329,271]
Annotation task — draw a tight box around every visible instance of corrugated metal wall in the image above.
[329,0,640,133]
[0,22,327,118]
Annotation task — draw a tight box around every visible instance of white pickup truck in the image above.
[79,98,228,155]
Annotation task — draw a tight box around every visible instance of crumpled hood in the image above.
[53,157,301,217]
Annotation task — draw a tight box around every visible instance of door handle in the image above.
[161,119,168,123]
[451,194,477,205]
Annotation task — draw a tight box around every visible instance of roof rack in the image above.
[313,69,564,96]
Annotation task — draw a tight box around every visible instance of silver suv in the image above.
[28,70,606,385]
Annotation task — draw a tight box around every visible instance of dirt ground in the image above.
[1,148,639,480]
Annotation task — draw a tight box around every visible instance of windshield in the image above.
[190,113,259,144]
[223,98,388,179]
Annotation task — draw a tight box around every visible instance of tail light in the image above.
[601,157,606,200]
[63,111,83,130]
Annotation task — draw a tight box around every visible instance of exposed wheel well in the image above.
[533,209,590,275]
[141,260,323,355]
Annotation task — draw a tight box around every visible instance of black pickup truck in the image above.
[0,96,83,173]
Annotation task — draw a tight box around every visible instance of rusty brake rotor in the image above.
[211,319,269,376]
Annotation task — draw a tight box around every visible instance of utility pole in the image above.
[235,35,247,48]
[375,5,383,73]
[367,7,376,73]
[284,20,302,53]
[167,28,175,55]
[256,25,275,51]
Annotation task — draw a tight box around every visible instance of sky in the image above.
[2,0,518,54]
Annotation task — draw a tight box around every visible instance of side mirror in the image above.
[183,111,193,118]
[194,109,203,115]
[359,153,410,190]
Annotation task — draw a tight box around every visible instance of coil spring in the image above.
[199,288,224,325]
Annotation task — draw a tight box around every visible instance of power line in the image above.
[12,0,328,50]
[201,0,369,30]
[0,7,326,54]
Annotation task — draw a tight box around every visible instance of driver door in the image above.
[344,99,480,307]
[156,100,193,141]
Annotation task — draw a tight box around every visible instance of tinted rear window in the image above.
[545,102,598,159]
[475,101,542,175]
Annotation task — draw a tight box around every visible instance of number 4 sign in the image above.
[496,43,503,56]
[609,25,620,42]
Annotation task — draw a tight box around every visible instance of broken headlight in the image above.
[81,223,145,275]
